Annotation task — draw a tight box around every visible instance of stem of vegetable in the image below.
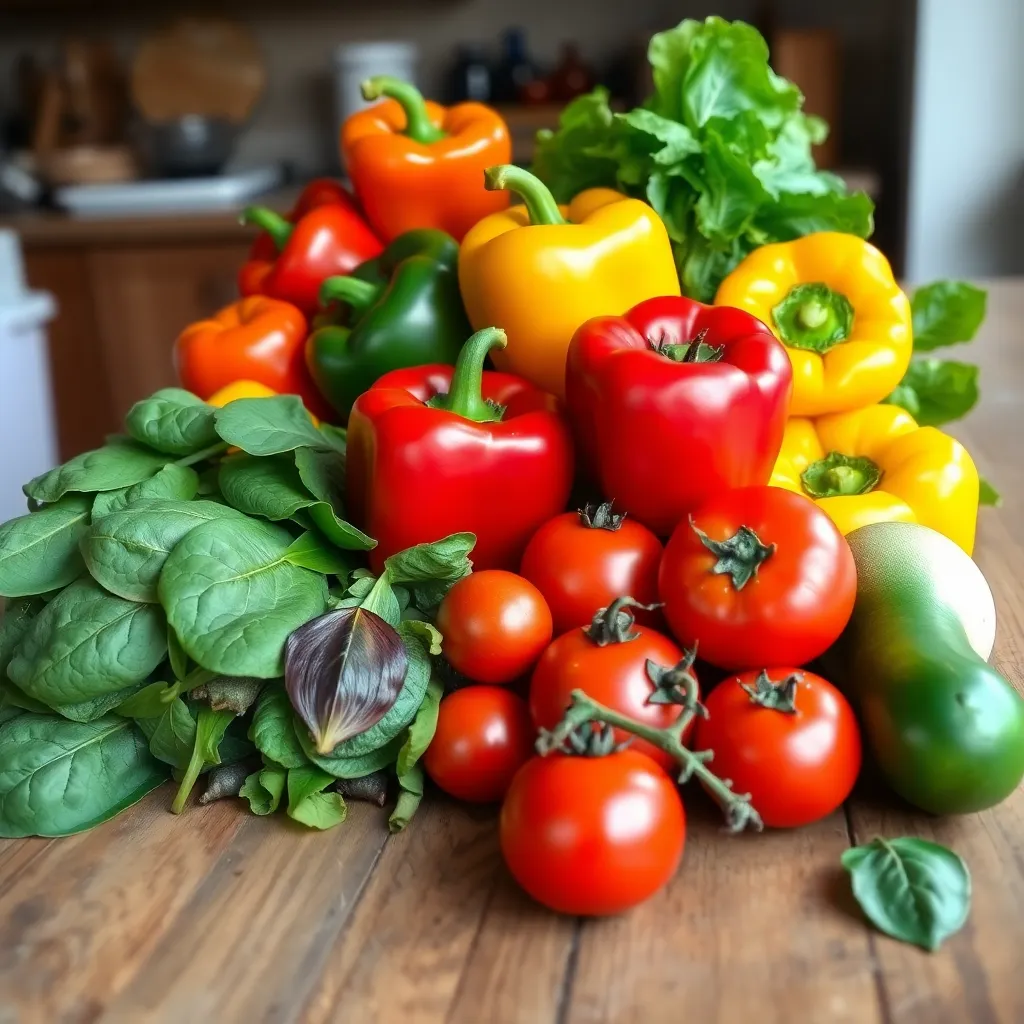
[171,737,207,814]
[426,328,507,423]
[178,666,217,694]
[361,76,446,144]
[585,596,660,645]
[318,275,382,315]
[175,442,229,468]
[483,165,567,226]
[690,518,775,590]
[801,452,881,498]
[240,207,293,252]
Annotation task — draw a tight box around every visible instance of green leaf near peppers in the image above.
[125,388,219,456]
[911,281,987,351]
[213,395,329,457]
[25,442,172,504]
[886,359,979,427]
[91,464,200,517]
[0,494,90,598]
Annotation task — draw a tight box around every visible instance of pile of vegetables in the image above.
[0,16,1018,953]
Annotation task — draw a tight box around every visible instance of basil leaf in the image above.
[284,531,355,576]
[240,765,287,815]
[159,517,328,678]
[979,477,1001,508]
[83,499,244,603]
[114,681,181,718]
[389,762,424,833]
[911,281,987,351]
[136,697,196,769]
[214,395,328,455]
[0,714,167,838]
[286,765,347,829]
[396,678,443,778]
[842,837,971,951]
[92,464,200,517]
[0,495,90,598]
[125,388,219,455]
[886,359,979,426]
[8,579,167,714]
[249,685,309,769]
[25,442,171,504]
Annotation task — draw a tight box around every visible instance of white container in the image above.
[333,41,419,165]
[0,230,57,523]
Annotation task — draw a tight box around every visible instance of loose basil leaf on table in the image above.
[911,281,987,351]
[214,395,330,456]
[842,837,971,951]
[285,765,347,829]
[136,696,197,770]
[0,714,168,838]
[240,765,287,815]
[92,464,200,517]
[24,442,172,504]
[283,531,355,576]
[0,494,91,598]
[248,685,309,769]
[125,388,220,456]
[83,498,246,603]
[159,516,329,679]
[389,762,424,833]
[7,578,167,717]
[886,359,979,427]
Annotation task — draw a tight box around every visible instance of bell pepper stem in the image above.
[361,76,446,144]
[240,207,293,252]
[319,275,383,315]
[484,165,566,226]
[428,327,507,423]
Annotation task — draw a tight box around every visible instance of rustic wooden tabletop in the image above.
[2,282,1022,1024]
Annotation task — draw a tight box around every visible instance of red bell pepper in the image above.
[239,191,383,315]
[347,327,575,573]
[566,296,793,535]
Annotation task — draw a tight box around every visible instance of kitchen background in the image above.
[0,0,1020,519]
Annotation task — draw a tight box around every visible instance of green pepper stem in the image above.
[484,165,566,226]
[361,76,446,144]
[240,207,293,252]
[319,275,382,315]
[428,328,507,423]
[798,300,829,330]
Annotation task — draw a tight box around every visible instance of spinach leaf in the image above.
[167,626,189,681]
[396,678,443,777]
[126,388,219,455]
[0,714,168,838]
[8,579,167,715]
[47,685,151,723]
[0,678,51,714]
[283,531,355,576]
[886,359,979,427]
[0,495,90,598]
[83,498,244,603]
[92,464,200,517]
[0,705,22,727]
[293,446,346,510]
[240,765,287,814]
[300,731,403,780]
[136,697,196,769]
[214,395,329,456]
[384,533,475,613]
[0,597,42,676]
[25,442,171,504]
[389,763,424,833]
[159,517,328,678]
[248,685,309,768]
[171,706,235,813]
[286,765,347,829]
[842,837,971,951]
[911,282,987,351]
[114,680,181,718]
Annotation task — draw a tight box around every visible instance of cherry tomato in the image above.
[694,668,862,828]
[520,503,663,635]
[436,570,553,684]
[423,686,535,803]
[659,486,856,670]
[529,602,697,771]
[501,750,686,915]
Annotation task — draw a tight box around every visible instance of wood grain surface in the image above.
[1,281,1023,1024]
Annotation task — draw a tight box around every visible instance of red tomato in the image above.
[501,750,686,915]
[436,570,553,684]
[529,606,697,771]
[423,686,535,803]
[694,668,862,828]
[520,503,663,635]
[659,486,856,670]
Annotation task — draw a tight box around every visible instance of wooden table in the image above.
[2,282,1023,1024]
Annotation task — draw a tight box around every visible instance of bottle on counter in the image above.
[491,28,539,103]
[446,44,493,104]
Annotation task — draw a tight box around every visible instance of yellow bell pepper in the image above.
[715,232,912,417]
[458,165,680,398]
[770,404,979,553]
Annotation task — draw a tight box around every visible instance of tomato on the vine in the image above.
[501,750,685,914]
[529,598,698,772]
[423,686,535,803]
[659,486,856,670]
[520,502,663,635]
[694,668,861,828]
[436,570,553,684]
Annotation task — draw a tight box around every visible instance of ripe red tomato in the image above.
[501,750,686,915]
[694,668,862,828]
[437,570,553,684]
[659,486,856,670]
[520,503,663,635]
[529,605,697,771]
[423,686,535,803]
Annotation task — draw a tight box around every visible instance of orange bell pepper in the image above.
[174,296,332,419]
[341,76,511,242]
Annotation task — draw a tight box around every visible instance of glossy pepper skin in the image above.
[715,232,912,417]
[239,198,384,316]
[174,296,331,419]
[347,328,574,574]
[459,166,681,399]
[342,76,511,243]
[566,296,793,536]
[770,403,979,554]
[306,229,470,419]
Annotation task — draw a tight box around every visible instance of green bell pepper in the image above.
[306,229,471,418]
